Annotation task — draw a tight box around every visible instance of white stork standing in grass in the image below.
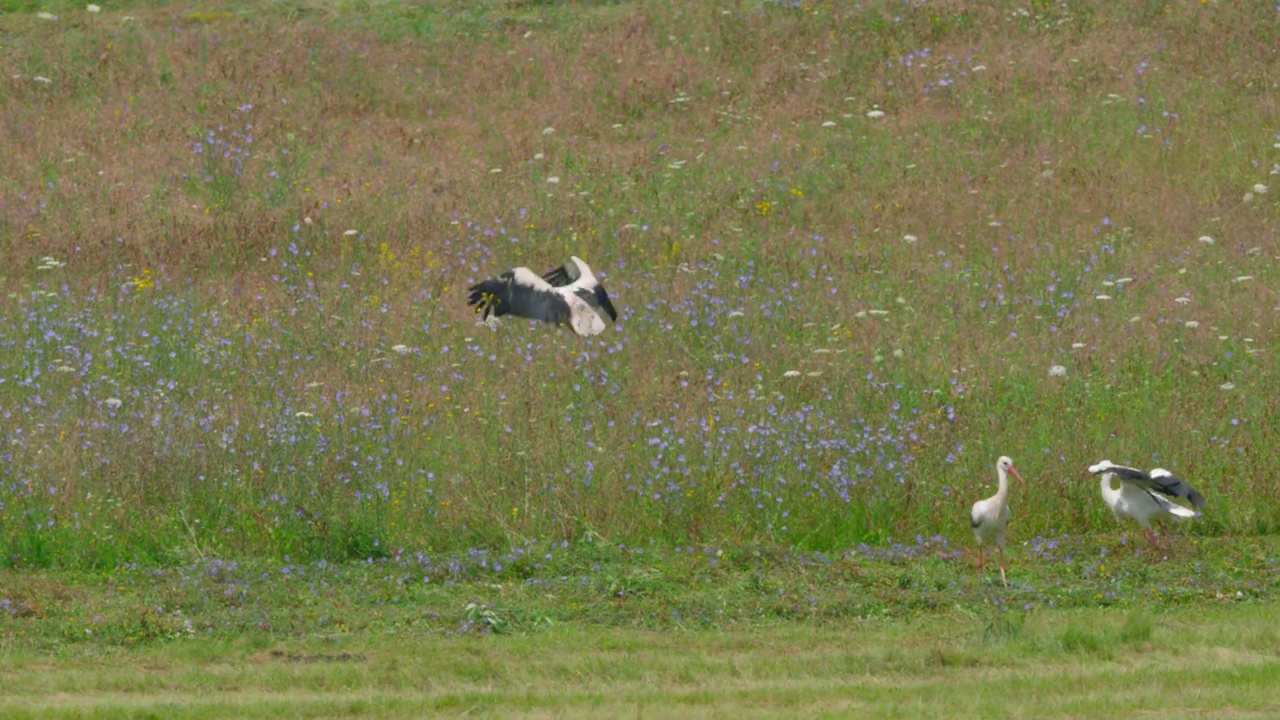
[466,256,618,337]
[969,456,1026,587]
[1087,460,1206,550]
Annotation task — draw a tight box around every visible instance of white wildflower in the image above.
[87,4,101,12]
[1095,295,1112,301]
[1184,321,1199,328]
[902,234,918,244]
[37,11,57,20]
[867,309,890,316]
[104,398,122,409]
[1243,192,1255,203]
[1234,276,1254,283]
[295,411,315,418]
[33,76,52,84]
[489,168,503,174]
[1048,365,1067,377]
[1198,235,1214,244]
[390,344,411,355]
[821,121,837,128]
[1071,342,1085,349]
[542,127,554,135]
[783,370,802,378]
[546,176,560,184]
[1174,297,1191,304]
[343,229,359,236]
[866,109,885,119]
[1253,183,1268,194]
[1220,382,1235,391]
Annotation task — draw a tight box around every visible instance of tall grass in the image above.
[0,0,1278,568]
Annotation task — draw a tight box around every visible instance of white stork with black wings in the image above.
[969,455,1026,587]
[1087,460,1206,549]
[466,256,618,337]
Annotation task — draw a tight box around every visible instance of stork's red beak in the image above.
[1009,466,1026,485]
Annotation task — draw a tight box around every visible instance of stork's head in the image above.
[996,456,1025,484]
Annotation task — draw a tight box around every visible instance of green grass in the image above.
[2,541,1280,717]
[6,616,1280,718]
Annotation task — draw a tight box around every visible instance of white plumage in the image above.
[466,256,618,337]
[1087,460,1205,550]
[969,455,1025,586]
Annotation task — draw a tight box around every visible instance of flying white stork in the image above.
[1087,460,1205,550]
[466,256,618,337]
[969,455,1026,587]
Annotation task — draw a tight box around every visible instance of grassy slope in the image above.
[0,0,1279,713]
[0,0,1277,565]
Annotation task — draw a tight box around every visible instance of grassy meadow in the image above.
[1,0,1280,714]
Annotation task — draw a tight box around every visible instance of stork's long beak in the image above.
[1009,466,1026,485]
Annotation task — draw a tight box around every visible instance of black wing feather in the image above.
[1094,461,1207,510]
[542,260,581,288]
[573,286,619,322]
[593,285,618,321]
[466,273,515,320]
[543,267,573,287]
[1146,470,1207,510]
[467,272,573,326]
[1103,464,1151,483]
[509,283,573,326]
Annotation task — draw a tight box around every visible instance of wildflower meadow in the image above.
[1,1,1280,716]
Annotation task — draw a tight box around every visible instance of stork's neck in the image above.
[1098,472,1117,496]
[994,466,1011,505]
